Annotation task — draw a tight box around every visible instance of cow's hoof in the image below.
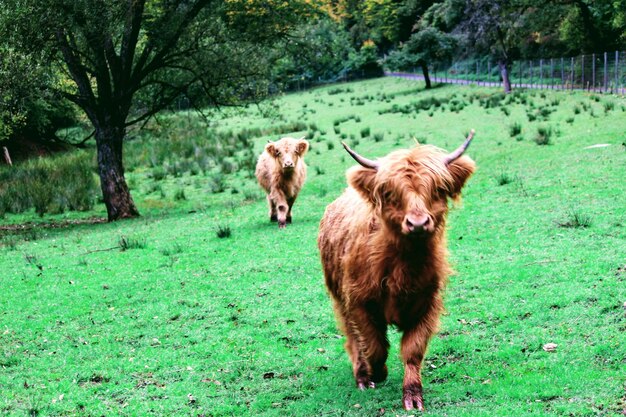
[402,385,424,411]
[278,222,286,229]
[356,377,375,390]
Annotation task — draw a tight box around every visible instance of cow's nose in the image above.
[404,214,431,233]
[283,161,294,168]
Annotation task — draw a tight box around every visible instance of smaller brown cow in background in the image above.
[318,131,476,411]
[255,137,309,228]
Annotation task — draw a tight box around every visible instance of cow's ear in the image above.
[296,139,309,156]
[265,142,279,157]
[447,155,476,199]
[347,165,377,202]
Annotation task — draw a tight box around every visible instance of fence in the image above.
[389,51,626,94]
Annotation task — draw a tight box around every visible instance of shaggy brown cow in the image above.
[318,131,476,411]
[255,137,309,228]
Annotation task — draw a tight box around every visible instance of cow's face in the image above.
[265,137,309,172]
[346,141,475,238]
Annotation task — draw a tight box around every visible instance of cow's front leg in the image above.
[286,196,296,224]
[400,301,441,411]
[270,191,288,228]
[268,195,277,222]
[349,305,389,389]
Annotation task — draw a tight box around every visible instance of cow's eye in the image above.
[275,151,281,157]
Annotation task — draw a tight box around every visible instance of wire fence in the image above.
[387,51,626,94]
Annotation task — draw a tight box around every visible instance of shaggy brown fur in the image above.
[255,137,309,228]
[318,139,476,411]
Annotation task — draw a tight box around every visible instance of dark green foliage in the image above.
[174,188,187,201]
[373,132,385,142]
[216,224,232,239]
[118,236,146,251]
[509,122,522,137]
[0,151,97,216]
[360,127,371,138]
[535,126,553,145]
[208,173,226,194]
[495,171,515,185]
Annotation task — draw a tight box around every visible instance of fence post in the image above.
[549,58,553,89]
[592,53,596,91]
[571,57,574,90]
[561,57,564,90]
[613,51,619,94]
[604,52,608,92]
[582,55,585,90]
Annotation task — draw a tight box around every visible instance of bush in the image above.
[216,224,232,239]
[508,122,522,137]
[0,151,97,217]
[360,127,371,138]
[534,126,553,145]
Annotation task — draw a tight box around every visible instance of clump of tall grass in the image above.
[534,126,553,145]
[360,127,371,138]
[508,122,522,137]
[557,210,592,228]
[216,224,232,238]
[0,151,97,217]
[494,171,515,186]
[119,235,147,251]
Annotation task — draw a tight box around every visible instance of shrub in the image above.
[508,122,522,137]
[0,150,97,217]
[360,127,371,138]
[216,224,232,238]
[208,173,226,193]
[534,126,553,145]
[495,172,515,186]
[119,235,147,251]
[557,210,592,228]
[373,132,384,142]
[174,188,187,201]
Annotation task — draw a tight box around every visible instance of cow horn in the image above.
[444,129,475,165]
[342,141,380,170]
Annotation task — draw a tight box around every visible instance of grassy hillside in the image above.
[1,77,625,416]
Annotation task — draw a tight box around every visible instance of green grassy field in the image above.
[1,77,625,416]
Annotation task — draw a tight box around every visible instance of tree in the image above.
[403,27,456,88]
[0,0,311,221]
[456,0,531,93]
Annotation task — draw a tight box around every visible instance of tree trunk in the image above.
[420,62,432,89]
[95,123,139,221]
[498,60,512,93]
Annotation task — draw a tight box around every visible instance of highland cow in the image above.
[255,137,309,228]
[318,131,476,411]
